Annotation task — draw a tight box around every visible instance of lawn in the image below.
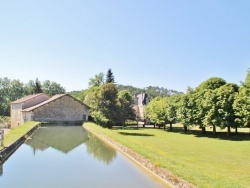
[0,121,40,150]
[83,122,250,188]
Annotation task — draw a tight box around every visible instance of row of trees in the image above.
[82,69,135,128]
[0,78,65,116]
[145,70,250,136]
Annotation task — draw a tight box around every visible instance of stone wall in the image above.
[32,95,88,122]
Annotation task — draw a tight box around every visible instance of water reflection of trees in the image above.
[25,126,89,154]
[85,133,117,165]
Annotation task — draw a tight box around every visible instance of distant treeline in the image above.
[69,85,182,100]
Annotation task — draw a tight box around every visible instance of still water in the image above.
[0,126,167,188]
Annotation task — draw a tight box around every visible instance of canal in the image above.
[0,125,168,188]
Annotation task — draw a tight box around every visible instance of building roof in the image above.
[11,93,47,104]
[21,94,90,112]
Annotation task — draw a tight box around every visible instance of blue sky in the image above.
[0,0,249,92]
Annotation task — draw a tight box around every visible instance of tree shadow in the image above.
[165,127,250,141]
[118,132,154,137]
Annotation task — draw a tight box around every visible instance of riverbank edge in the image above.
[0,122,41,164]
[83,123,196,188]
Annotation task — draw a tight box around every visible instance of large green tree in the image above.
[99,83,119,128]
[234,70,250,129]
[177,90,196,133]
[194,77,227,134]
[117,90,135,125]
[165,94,182,131]
[216,83,239,136]
[145,97,167,128]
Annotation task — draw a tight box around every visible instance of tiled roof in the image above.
[11,93,46,104]
[21,94,90,112]
[22,94,66,112]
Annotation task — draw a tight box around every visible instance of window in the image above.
[82,114,87,121]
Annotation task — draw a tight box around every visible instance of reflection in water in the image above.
[25,125,117,164]
[85,133,117,164]
[26,125,89,154]
[0,125,166,188]
[0,164,2,176]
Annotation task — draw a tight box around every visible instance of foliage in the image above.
[0,116,11,128]
[0,77,26,115]
[117,85,182,98]
[98,83,119,127]
[216,83,239,130]
[177,91,196,127]
[234,69,250,128]
[145,97,167,125]
[117,90,136,123]
[106,68,115,83]
[88,72,105,87]
[42,80,65,96]
[34,78,43,94]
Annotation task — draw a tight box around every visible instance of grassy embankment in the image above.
[84,122,250,188]
[0,121,40,150]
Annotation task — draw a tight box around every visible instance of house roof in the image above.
[11,93,47,104]
[21,94,90,112]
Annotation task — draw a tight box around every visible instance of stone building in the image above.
[11,93,50,128]
[10,94,89,128]
[133,93,150,120]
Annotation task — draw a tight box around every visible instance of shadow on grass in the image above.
[165,127,250,141]
[118,132,154,137]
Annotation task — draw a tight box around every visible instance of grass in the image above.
[83,122,250,188]
[0,121,40,150]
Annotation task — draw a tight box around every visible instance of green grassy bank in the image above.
[0,121,40,150]
[83,122,250,188]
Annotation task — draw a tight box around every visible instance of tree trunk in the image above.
[201,126,206,134]
[164,123,166,130]
[184,125,187,133]
[213,124,216,136]
[227,126,231,137]
[235,125,238,134]
[170,122,173,131]
[154,123,156,129]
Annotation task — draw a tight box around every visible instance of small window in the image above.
[82,114,87,121]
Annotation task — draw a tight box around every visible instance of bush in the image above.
[0,116,11,128]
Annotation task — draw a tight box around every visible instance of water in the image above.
[0,126,167,188]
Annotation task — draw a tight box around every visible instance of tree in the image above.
[106,69,115,83]
[165,94,181,131]
[117,90,136,126]
[34,78,43,94]
[194,77,227,134]
[234,69,250,130]
[88,72,105,87]
[0,78,26,115]
[98,83,119,128]
[216,83,239,136]
[145,97,167,128]
[202,89,219,135]
[42,80,65,96]
[25,78,43,94]
[177,91,196,133]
